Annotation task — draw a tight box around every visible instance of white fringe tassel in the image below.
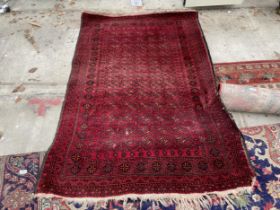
[36,182,254,210]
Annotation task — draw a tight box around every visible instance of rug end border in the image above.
[35,178,255,209]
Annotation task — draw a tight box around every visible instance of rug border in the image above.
[215,59,280,66]
[34,11,90,194]
[196,14,256,178]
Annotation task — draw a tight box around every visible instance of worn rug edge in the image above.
[35,179,255,209]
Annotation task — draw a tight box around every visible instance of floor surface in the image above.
[0,0,280,155]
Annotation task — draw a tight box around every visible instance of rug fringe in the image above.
[36,179,255,210]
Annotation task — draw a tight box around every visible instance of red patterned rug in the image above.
[36,12,254,207]
[214,60,280,87]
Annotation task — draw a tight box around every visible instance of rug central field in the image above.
[37,12,254,200]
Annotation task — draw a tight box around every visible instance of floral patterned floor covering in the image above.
[0,124,279,209]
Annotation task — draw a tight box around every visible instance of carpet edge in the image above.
[35,178,255,209]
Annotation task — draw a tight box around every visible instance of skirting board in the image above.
[185,0,243,7]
